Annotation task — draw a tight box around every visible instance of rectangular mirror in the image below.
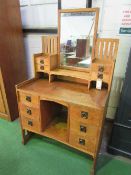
[59,8,99,70]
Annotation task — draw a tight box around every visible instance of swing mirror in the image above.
[59,8,99,70]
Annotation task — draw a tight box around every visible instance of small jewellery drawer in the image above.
[21,117,41,132]
[35,64,49,72]
[92,64,112,74]
[19,103,40,120]
[70,105,103,126]
[91,72,110,82]
[19,92,39,107]
[35,55,49,65]
[69,131,96,153]
[70,120,99,138]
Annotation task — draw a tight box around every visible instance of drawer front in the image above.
[21,117,40,132]
[91,72,110,83]
[19,92,39,107]
[69,131,96,153]
[35,64,49,72]
[35,56,49,65]
[19,103,40,120]
[92,64,112,74]
[70,105,102,126]
[70,120,99,138]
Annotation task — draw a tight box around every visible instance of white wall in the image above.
[20,0,131,119]
[20,0,58,28]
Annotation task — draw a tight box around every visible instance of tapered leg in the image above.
[90,157,97,175]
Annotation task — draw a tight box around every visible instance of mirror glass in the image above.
[60,11,96,68]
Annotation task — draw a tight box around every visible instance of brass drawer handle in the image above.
[26,108,32,115]
[40,60,44,64]
[28,120,33,126]
[26,96,31,102]
[80,125,87,133]
[79,138,85,145]
[40,66,44,70]
[81,111,88,119]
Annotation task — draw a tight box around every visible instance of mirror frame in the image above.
[58,8,99,72]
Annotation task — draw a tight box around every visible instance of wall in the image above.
[20,0,131,119]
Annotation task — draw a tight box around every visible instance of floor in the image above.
[0,118,131,175]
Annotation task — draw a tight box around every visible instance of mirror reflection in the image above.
[60,12,96,68]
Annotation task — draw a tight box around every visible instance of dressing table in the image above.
[16,8,119,175]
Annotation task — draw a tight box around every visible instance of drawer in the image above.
[35,55,49,65]
[19,103,40,120]
[91,72,110,83]
[70,105,103,126]
[92,64,112,74]
[70,120,99,138]
[21,116,41,132]
[19,92,39,107]
[35,64,49,72]
[69,131,96,153]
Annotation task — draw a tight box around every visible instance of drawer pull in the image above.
[98,65,104,72]
[79,138,85,145]
[40,60,44,64]
[28,120,33,126]
[26,96,31,102]
[81,111,88,119]
[97,73,103,79]
[80,125,87,133]
[40,66,44,70]
[26,108,32,115]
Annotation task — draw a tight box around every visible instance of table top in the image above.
[18,79,109,110]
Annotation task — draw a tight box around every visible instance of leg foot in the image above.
[22,129,32,145]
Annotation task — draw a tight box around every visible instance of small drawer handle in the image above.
[81,111,88,119]
[79,138,85,145]
[40,66,44,70]
[98,65,104,72]
[28,120,33,126]
[40,60,44,64]
[26,108,32,115]
[97,73,103,79]
[80,125,87,133]
[26,96,31,102]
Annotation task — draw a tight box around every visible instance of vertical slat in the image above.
[100,39,104,59]
[44,37,47,53]
[51,38,54,54]
[54,36,57,54]
[42,35,58,54]
[104,41,109,59]
[95,39,100,58]
[113,41,119,60]
[48,36,50,54]
[109,41,114,59]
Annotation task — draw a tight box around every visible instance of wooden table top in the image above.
[18,79,109,109]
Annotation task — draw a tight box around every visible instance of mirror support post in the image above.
[58,0,61,10]
[86,0,92,8]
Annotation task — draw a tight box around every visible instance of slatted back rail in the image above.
[42,35,58,54]
[95,38,119,60]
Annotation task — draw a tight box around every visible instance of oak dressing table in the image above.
[16,8,119,175]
